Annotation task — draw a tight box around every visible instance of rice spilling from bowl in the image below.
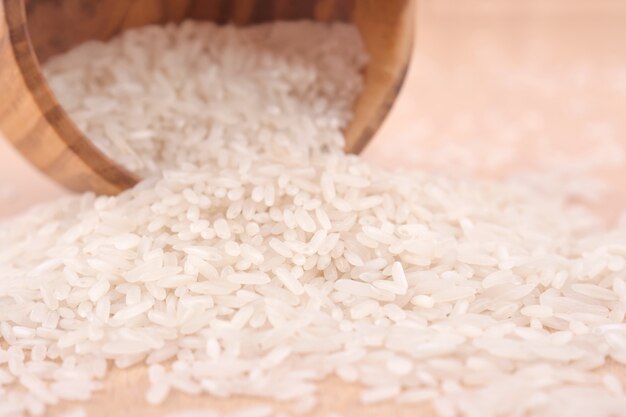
[0,20,624,417]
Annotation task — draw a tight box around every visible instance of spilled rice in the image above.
[0,20,624,417]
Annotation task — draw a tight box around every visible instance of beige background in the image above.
[1,1,625,416]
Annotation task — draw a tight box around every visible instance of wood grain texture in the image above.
[0,0,140,194]
[0,0,414,195]
[346,0,415,153]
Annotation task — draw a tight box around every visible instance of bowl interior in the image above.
[12,0,413,193]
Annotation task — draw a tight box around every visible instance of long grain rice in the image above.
[0,18,624,417]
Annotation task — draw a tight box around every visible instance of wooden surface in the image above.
[1,1,626,416]
[0,0,414,194]
[344,0,414,154]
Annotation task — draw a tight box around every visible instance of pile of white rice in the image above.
[45,21,366,175]
[0,21,625,417]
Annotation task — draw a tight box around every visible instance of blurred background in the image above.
[2,0,625,223]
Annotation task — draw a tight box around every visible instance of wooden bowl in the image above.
[0,0,415,195]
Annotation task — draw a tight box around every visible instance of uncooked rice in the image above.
[0,19,624,417]
[45,20,366,176]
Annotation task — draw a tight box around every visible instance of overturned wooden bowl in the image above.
[0,0,415,195]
